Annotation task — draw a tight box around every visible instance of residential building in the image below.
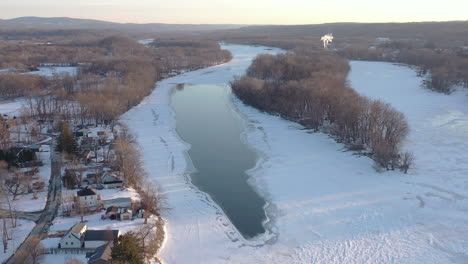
[77,187,101,211]
[59,222,87,248]
[101,172,123,189]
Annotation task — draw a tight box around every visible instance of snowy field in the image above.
[25,66,77,77]
[0,99,25,116]
[123,45,468,264]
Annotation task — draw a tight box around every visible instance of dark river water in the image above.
[171,84,267,238]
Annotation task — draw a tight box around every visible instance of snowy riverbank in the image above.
[123,45,468,264]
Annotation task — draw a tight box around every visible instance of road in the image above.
[4,139,62,264]
[0,209,41,222]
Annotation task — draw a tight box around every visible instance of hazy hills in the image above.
[0,16,245,32]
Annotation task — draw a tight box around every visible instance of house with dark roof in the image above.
[59,222,87,248]
[77,187,101,211]
[86,242,113,264]
[84,229,120,249]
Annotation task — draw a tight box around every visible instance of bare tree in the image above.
[3,169,31,200]
[400,152,414,174]
[0,116,10,150]
[1,216,8,253]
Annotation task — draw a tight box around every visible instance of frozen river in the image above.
[123,45,468,264]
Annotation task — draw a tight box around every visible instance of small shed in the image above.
[119,208,132,221]
[105,206,119,220]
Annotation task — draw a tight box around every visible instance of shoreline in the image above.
[121,44,285,263]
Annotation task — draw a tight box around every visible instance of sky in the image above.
[0,0,467,25]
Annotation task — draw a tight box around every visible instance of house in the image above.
[105,206,120,220]
[119,208,132,221]
[105,206,133,221]
[77,187,101,211]
[59,222,87,248]
[103,197,132,209]
[84,230,120,248]
[101,173,123,189]
[87,242,113,264]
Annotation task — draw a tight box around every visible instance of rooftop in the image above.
[70,222,87,234]
[104,197,132,203]
[77,187,97,196]
[87,242,113,264]
[84,230,119,241]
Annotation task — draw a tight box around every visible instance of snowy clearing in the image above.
[122,45,468,264]
[0,219,36,263]
[0,99,25,116]
[4,148,51,212]
[24,66,77,77]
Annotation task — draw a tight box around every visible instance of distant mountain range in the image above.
[0,16,245,32]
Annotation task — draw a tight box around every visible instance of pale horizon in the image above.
[1,0,467,25]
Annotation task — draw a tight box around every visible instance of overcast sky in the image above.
[1,0,467,24]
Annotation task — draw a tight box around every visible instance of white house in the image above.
[59,222,87,248]
[119,208,133,221]
[84,230,120,249]
[77,187,101,211]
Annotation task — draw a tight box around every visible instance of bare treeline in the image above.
[151,40,232,71]
[0,74,44,99]
[205,21,468,94]
[231,51,411,171]
[18,36,232,125]
[339,45,468,94]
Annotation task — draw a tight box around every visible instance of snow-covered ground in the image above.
[0,99,25,117]
[138,39,154,45]
[3,147,51,212]
[24,66,77,77]
[42,253,87,264]
[123,45,468,264]
[0,219,36,263]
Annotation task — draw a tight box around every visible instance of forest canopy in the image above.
[231,51,411,171]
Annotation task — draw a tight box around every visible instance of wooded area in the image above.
[0,35,232,127]
[231,51,411,171]
[209,21,468,94]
